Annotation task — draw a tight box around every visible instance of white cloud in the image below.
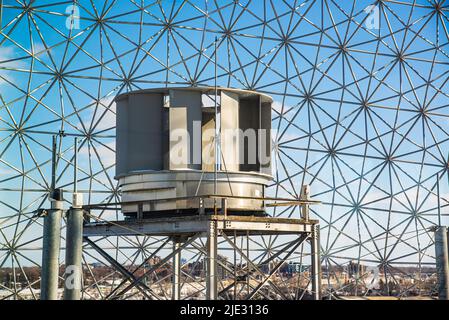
[82,96,116,132]
[79,140,115,168]
[272,100,301,116]
[0,47,24,86]
[272,100,286,114]
[361,188,449,212]
[93,141,115,168]
[32,42,52,58]
[73,96,117,172]
[0,166,16,175]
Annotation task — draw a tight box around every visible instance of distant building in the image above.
[143,256,162,268]
[89,262,103,268]
[347,261,367,277]
[286,262,309,274]
[187,255,231,279]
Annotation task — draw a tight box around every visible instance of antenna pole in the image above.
[64,137,84,300]
[51,135,57,192]
[214,36,218,214]
[41,135,63,300]
[73,137,78,193]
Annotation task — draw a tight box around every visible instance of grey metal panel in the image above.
[116,97,129,177]
[116,88,272,178]
[239,97,260,172]
[116,93,165,175]
[260,101,272,175]
[221,91,239,172]
[162,107,170,170]
[170,89,202,170]
[202,111,215,171]
[169,107,189,169]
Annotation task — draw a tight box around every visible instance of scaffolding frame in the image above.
[81,213,321,300]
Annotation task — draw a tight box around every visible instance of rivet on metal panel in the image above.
[198,198,205,215]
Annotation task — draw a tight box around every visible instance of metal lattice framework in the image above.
[0,0,448,299]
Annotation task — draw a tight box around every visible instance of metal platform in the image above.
[82,212,321,300]
[83,215,318,237]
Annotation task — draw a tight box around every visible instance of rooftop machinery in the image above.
[115,87,273,217]
[40,87,322,300]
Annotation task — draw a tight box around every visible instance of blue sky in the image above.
[0,0,448,267]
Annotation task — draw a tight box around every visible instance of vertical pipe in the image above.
[73,137,78,193]
[214,37,218,214]
[221,198,227,216]
[64,137,83,300]
[172,238,182,300]
[63,207,83,300]
[41,201,62,300]
[51,135,57,191]
[206,221,218,300]
[246,230,250,297]
[41,135,62,300]
[233,231,237,300]
[435,226,449,300]
[311,224,321,300]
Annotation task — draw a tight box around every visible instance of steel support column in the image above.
[206,220,218,300]
[435,226,449,300]
[41,200,62,300]
[311,224,321,300]
[172,237,182,300]
[63,207,84,300]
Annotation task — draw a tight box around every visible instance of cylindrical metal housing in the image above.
[435,226,449,300]
[63,207,84,300]
[40,200,62,300]
[115,87,273,217]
